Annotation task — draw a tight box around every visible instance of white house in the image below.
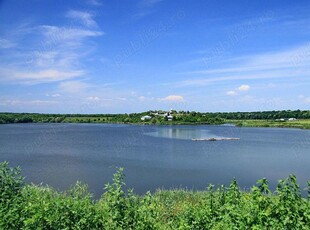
[141,115,152,121]
[288,118,297,121]
[167,115,173,121]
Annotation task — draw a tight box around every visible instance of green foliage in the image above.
[0,162,309,229]
[231,119,310,129]
[100,167,130,228]
[218,109,310,120]
[0,162,24,229]
[2,110,310,128]
[98,168,159,229]
[0,111,226,125]
[20,183,98,229]
[0,161,24,202]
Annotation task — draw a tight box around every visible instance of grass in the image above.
[227,119,310,129]
[1,162,310,229]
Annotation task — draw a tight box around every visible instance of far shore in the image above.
[1,111,310,130]
[1,120,310,130]
[227,119,310,130]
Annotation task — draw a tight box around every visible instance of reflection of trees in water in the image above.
[157,128,211,139]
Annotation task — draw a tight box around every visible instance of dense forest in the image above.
[1,162,309,229]
[0,110,309,125]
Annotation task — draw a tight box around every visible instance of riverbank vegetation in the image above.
[1,109,310,128]
[1,162,309,229]
[216,110,310,120]
[0,111,224,125]
[229,119,310,129]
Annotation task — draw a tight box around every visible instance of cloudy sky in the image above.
[0,0,309,113]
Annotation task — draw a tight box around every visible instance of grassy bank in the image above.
[1,162,309,229]
[228,119,310,129]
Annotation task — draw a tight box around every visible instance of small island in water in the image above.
[192,137,240,141]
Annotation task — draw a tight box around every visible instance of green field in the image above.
[1,162,309,229]
[228,119,310,129]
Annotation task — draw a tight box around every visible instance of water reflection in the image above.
[145,127,220,140]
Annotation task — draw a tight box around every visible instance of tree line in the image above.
[0,110,309,125]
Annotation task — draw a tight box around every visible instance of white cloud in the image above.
[238,84,250,91]
[139,96,146,101]
[40,25,103,42]
[0,38,16,49]
[33,51,59,67]
[87,96,100,101]
[0,21,103,85]
[59,81,91,93]
[4,69,85,84]
[0,99,58,106]
[137,95,155,102]
[159,95,184,102]
[135,0,164,18]
[66,10,97,27]
[117,97,127,101]
[172,43,310,88]
[226,90,237,96]
[226,84,250,96]
[46,93,61,97]
[87,0,103,6]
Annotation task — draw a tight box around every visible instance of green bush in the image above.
[0,162,24,229]
[0,162,309,229]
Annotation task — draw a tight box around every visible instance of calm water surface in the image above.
[0,123,309,197]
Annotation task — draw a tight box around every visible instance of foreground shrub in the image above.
[0,162,309,229]
[0,162,24,229]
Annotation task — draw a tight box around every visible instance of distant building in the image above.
[141,115,152,121]
[288,118,297,121]
[150,110,175,121]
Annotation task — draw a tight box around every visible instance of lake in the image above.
[0,123,309,198]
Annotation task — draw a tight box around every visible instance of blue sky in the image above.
[0,0,309,113]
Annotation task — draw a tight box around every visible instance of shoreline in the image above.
[1,120,310,130]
